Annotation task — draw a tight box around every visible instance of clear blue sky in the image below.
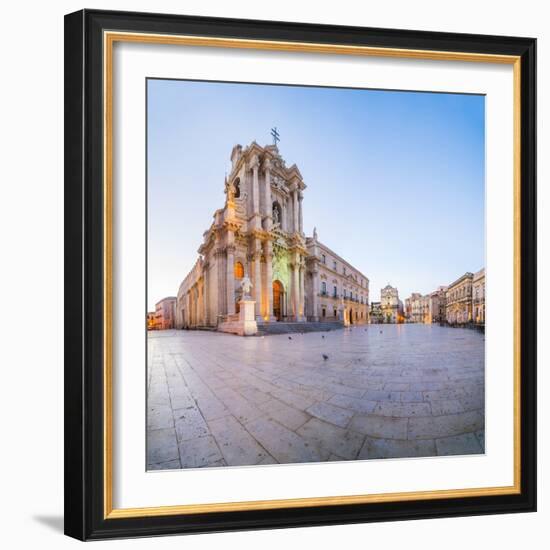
[147,79,485,311]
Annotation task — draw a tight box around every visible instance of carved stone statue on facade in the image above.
[272,202,280,225]
[225,179,236,202]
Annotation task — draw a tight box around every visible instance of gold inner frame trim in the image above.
[103,30,522,520]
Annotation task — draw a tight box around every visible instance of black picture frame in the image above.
[64,8,536,541]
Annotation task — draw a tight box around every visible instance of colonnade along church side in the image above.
[176,142,369,331]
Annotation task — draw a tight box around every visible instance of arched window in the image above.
[233,178,241,198]
[234,261,244,279]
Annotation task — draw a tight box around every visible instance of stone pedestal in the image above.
[239,299,258,336]
[217,299,258,336]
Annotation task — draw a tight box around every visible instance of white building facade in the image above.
[380,284,404,323]
[306,231,369,325]
[175,142,369,330]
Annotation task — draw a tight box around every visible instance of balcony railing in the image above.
[317,292,366,305]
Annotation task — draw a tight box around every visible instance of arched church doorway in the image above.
[273,280,284,321]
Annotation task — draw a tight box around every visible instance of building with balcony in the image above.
[369,301,383,324]
[446,272,474,325]
[405,287,446,324]
[428,287,447,323]
[405,292,423,323]
[305,229,369,325]
[154,297,176,330]
[472,268,485,325]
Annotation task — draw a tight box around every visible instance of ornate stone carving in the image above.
[272,174,286,189]
[272,202,281,225]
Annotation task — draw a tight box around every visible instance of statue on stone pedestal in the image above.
[236,275,257,336]
[240,275,253,299]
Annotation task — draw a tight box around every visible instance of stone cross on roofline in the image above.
[270,127,280,147]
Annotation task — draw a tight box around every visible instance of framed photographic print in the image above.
[64,9,536,540]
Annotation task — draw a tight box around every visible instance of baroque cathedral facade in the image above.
[175,142,369,330]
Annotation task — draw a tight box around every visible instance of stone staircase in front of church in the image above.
[256,321,344,336]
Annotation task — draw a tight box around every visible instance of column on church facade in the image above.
[264,241,274,321]
[251,155,260,224]
[253,239,262,320]
[298,192,303,234]
[191,286,196,326]
[299,261,305,319]
[203,262,209,325]
[196,286,200,326]
[193,288,197,325]
[226,243,235,316]
[215,248,226,318]
[197,286,202,325]
[293,187,299,234]
[201,285,205,324]
[282,197,288,232]
[311,265,319,321]
[292,256,300,320]
[182,291,189,328]
[263,159,272,230]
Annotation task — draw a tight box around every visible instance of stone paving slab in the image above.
[358,437,436,460]
[306,401,355,428]
[296,418,365,460]
[148,459,182,471]
[407,410,484,440]
[328,393,378,414]
[147,428,180,466]
[146,324,485,469]
[173,406,210,442]
[349,414,409,439]
[435,432,484,456]
[147,404,174,431]
[245,417,324,464]
[258,398,310,431]
[475,429,486,452]
[208,415,272,465]
[178,435,225,468]
[429,399,465,416]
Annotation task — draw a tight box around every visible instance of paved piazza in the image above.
[147,325,485,470]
